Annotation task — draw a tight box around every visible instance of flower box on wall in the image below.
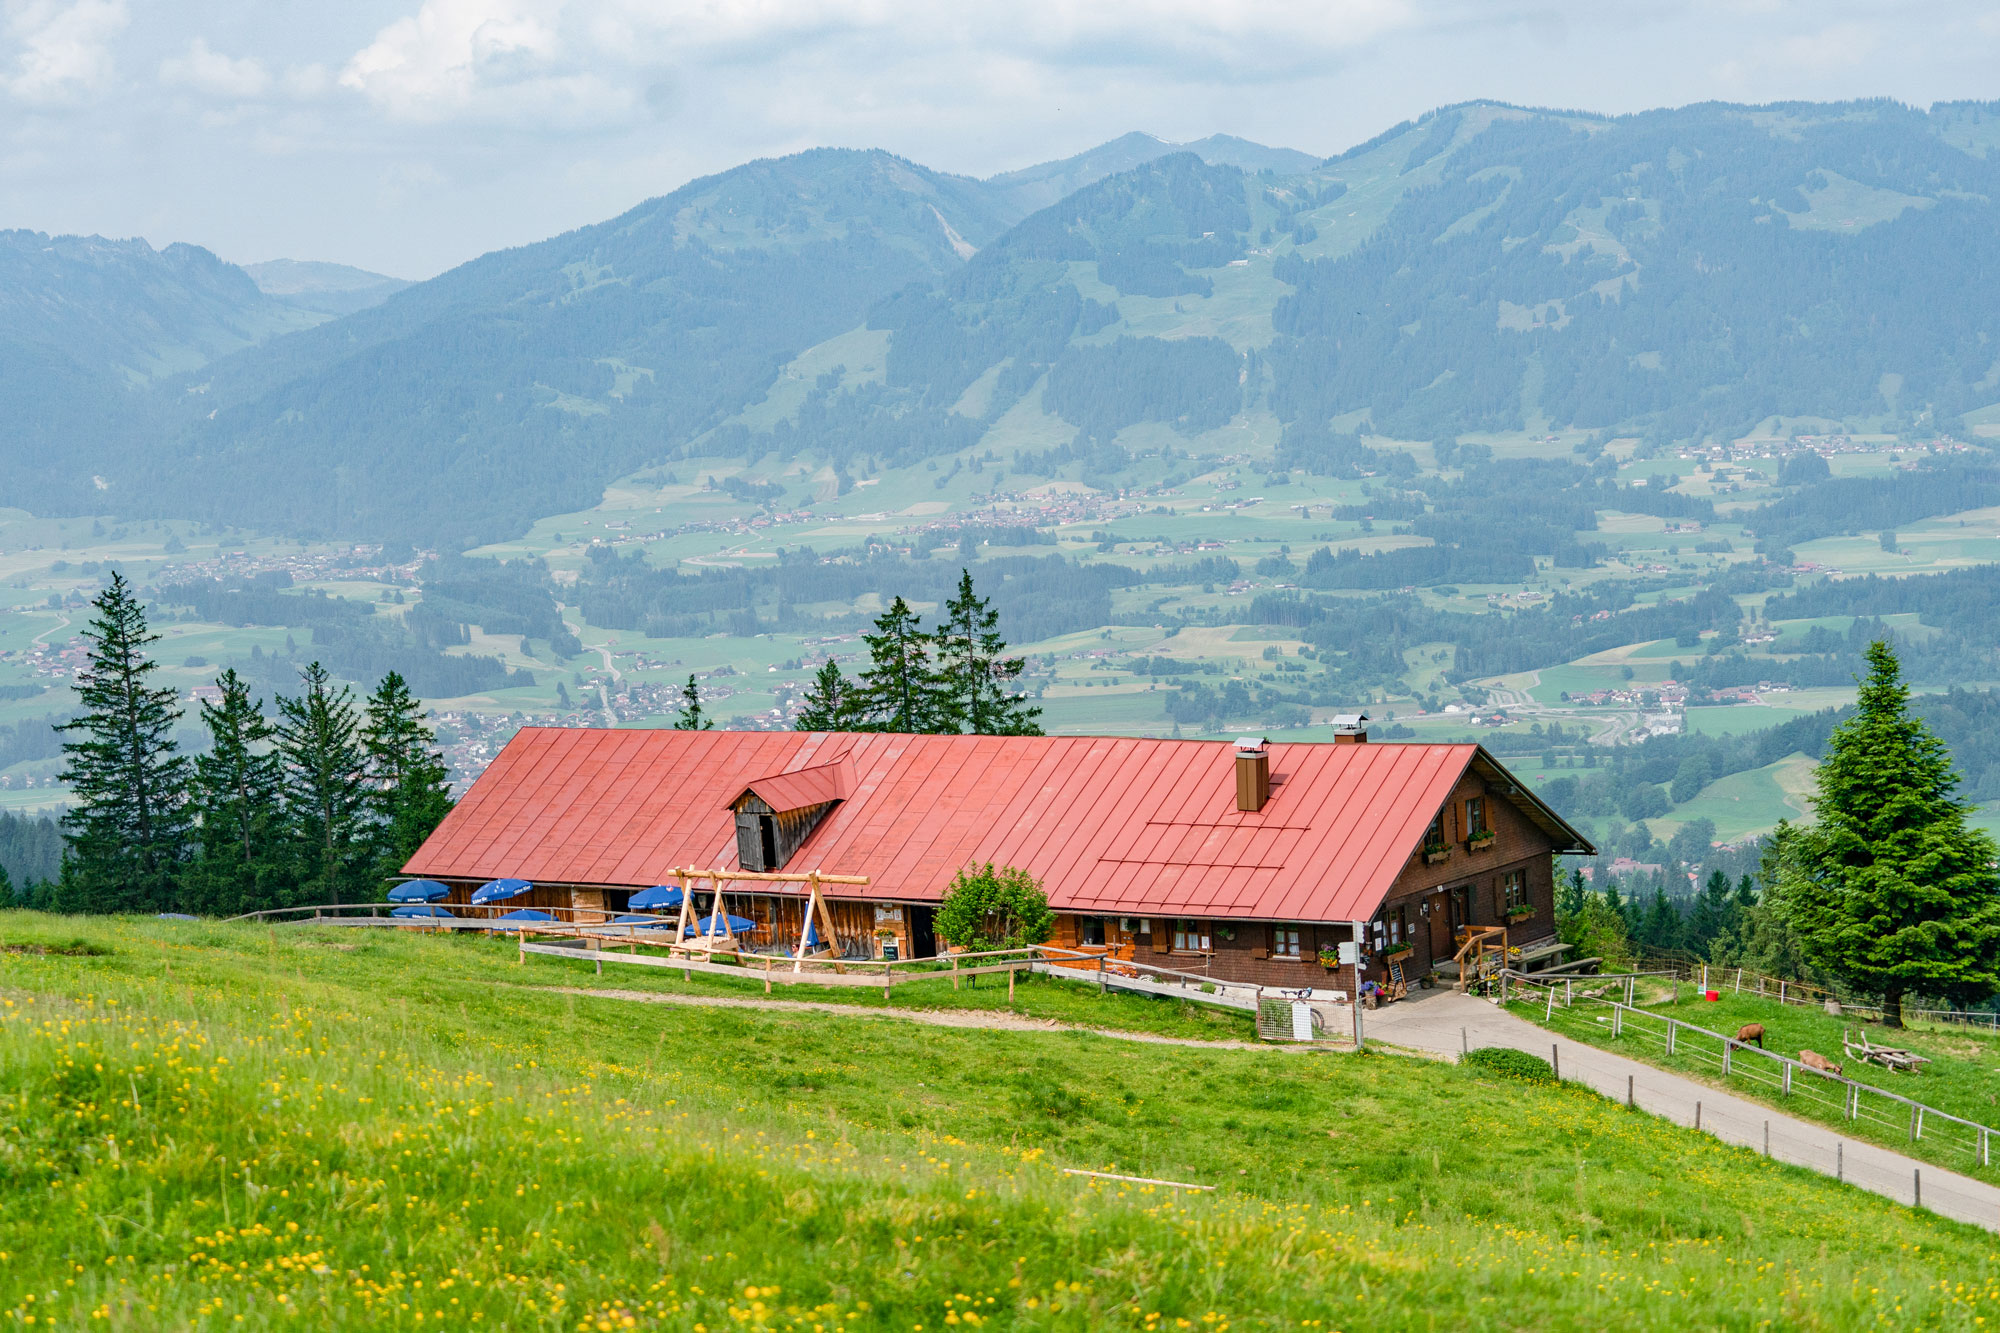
[1467,832,1496,852]
[1422,844,1451,865]
[1504,906,1533,923]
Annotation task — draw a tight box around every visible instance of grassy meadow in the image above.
[4,915,2000,1330]
[1507,987,2000,1185]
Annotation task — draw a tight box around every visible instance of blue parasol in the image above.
[389,879,452,903]
[685,913,757,938]
[612,914,679,930]
[471,877,533,905]
[391,903,456,919]
[491,908,556,929]
[628,885,684,910]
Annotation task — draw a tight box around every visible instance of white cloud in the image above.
[2,0,127,105]
[159,38,271,100]
[333,0,1423,129]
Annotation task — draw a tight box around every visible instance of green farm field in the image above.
[5,915,2000,1330]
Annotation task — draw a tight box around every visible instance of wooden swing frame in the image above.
[663,866,868,974]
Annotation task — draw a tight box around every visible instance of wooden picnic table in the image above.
[1843,1027,1933,1073]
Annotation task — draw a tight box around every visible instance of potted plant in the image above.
[1467,829,1496,852]
[1422,835,1451,865]
[1317,944,1341,970]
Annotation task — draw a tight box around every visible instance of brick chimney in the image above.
[1234,736,1270,811]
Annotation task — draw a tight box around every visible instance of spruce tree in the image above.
[857,596,940,733]
[362,672,453,887]
[276,662,370,904]
[1640,886,1682,952]
[56,571,191,912]
[674,675,713,730]
[1771,640,2000,1025]
[794,660,860,731]
[933,569,1042,736]
[185,669,288,916]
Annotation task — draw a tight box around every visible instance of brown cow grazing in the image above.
[1736,1023,1765,1049]
[1799,1049,1843,1077]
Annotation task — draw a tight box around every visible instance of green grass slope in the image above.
[1511,987,2000,1185]
[3,915,1998,1329]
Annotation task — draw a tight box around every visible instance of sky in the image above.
[4,0,1999,280]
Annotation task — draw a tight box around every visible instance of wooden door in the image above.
[1428,892,1453,960]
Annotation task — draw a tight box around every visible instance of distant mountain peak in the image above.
[981,132,1320,222]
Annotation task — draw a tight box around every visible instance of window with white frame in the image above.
[1503,870,1529,913]
[1173,920,1211,952]
[1272,925,1303,958]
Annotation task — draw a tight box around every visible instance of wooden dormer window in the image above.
[732,794,835,872]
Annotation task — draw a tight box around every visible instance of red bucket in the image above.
[1703,990,1720,1001]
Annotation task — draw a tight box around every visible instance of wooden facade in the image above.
[1050,766,1563,996]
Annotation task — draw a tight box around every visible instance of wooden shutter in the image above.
[1251,924,1270,960]
[1492,880,1505,914]
[1150,919,1170,954]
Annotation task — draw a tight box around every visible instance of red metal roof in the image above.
[732,757,852,813]
[405,729,1583,923]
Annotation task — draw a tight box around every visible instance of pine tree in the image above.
[857,596,940,733]
[184,669,288,915]
[362,672,453,887]
[674,675,713,730]
[932,569,1042,736]
[277,662,370,904]
[1640,886,1682,952]
[55,571,191,912]
[794,660,860,731]
[1683,869,1731,956]
[1771,640,2000,1026]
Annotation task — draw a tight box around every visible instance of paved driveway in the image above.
[1355,987,2000,1233]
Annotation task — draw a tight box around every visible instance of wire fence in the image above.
[1505,972,1997,1173]
[1630,950,2000,1030]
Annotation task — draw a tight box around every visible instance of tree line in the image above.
[790,570,1042,736]
[9,572,454,916]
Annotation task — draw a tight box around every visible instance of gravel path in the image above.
[560,987,1271,1050]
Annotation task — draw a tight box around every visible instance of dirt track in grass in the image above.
[557,985,1283,1050]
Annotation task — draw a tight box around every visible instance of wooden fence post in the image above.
[1097,955,1107,995]
[952,956,961,992]
[1008,962,1016,1005]
[1666,1018,1677,1055]
[1837,1141,1843,1181]
[1613,1006,1622,1038]
[1911,1105,1921,1142]
[1722,1038,1731,1076]
[1782,1063,1792,1096]
[1626,1074,1633,1108]
[1695,1100,1702,1131]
